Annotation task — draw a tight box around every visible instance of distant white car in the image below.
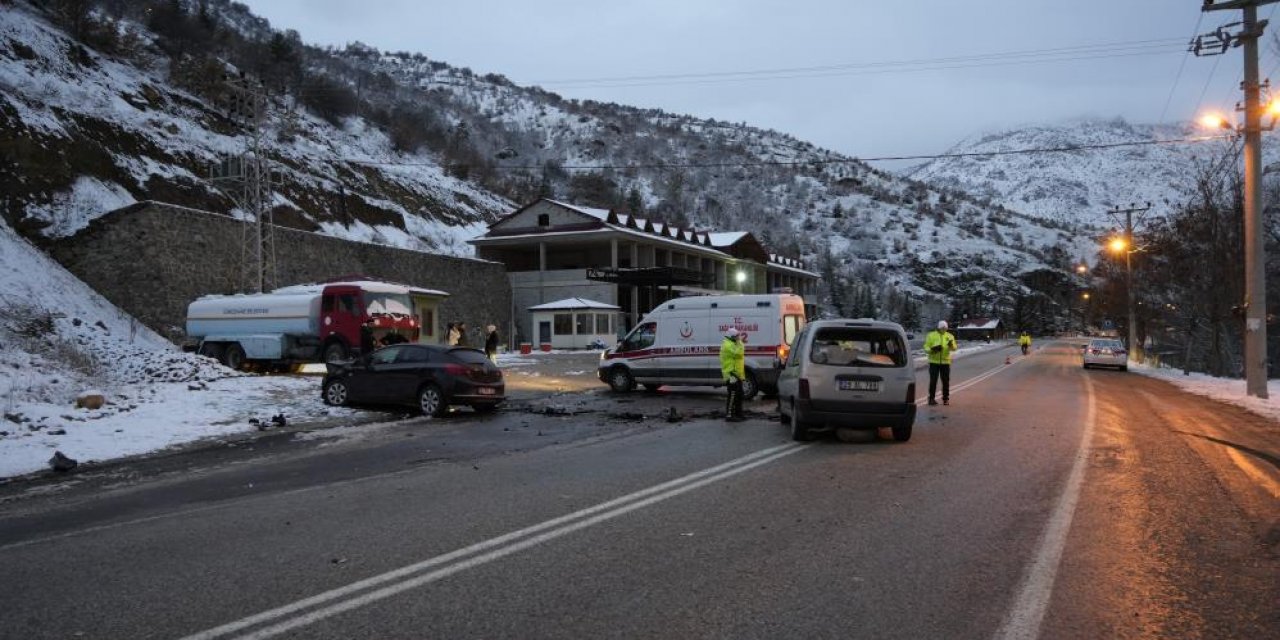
[1082,338,1128,371]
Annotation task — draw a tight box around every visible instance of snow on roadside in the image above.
[1131,362,1280,424]
[0,218,368,479]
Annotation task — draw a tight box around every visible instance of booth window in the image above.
[553,313,573,335]
[595,313,611,335]
[575,313,592,335]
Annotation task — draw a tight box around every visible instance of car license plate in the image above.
[477,387,496,395]
[839,380,878,392]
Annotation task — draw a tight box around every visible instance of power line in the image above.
[524,37,1185,87]
[345,135,1233,171]
[533,46,1184,90]
[1159,13,1204,123]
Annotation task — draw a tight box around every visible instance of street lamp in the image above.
[1076,264,1088,275]
[735,269,747,292]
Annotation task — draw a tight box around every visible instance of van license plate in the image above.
[839,380,878,391]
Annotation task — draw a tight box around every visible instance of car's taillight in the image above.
[1090,349,1101,355]
[777,343,790,363]
[799,378,810,400]
[445,363,468,376]
[906,383,916,403]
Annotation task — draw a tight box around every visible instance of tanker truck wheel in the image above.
[197,342,224,361]
[322,341,349,363]
[221,344,246,371]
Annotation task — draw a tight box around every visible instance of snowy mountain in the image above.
[0,0,1093,326]
[905,117,1276,230]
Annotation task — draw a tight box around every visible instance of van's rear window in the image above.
[809,328,906,368]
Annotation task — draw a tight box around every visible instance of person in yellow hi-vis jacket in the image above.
[720,328,746,422]
[1018,331,1031,355]
[924,320,958,406]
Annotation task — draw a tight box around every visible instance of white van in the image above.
[597,294,806,398]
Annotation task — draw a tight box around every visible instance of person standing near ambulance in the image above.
[924,320,958,406]
[720,327,746,422]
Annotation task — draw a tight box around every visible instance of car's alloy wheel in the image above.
[608,367,634,393]
[419,384,447,417]
[789,400,812,442]
[741,371,759,400]
[324,381,348,406]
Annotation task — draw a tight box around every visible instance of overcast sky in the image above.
[237,0,1274,164]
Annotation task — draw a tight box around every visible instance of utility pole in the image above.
[208,71,278,294]
[1199,0,1274,398]
[1107,203,1152,364]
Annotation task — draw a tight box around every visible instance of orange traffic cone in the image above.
[1005,355,1012,365]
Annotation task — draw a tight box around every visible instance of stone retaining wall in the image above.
[49,202,510,346]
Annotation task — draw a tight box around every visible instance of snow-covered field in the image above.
[1131,362,1280,424]
[0,219,366,479]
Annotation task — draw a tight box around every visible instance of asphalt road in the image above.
[0,343,1276,639]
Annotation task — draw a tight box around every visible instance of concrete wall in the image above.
[507,269,618,344]
[49,202,510,346]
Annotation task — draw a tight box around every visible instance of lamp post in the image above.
[1081,292,1091,335]
[1108,236,1138,362]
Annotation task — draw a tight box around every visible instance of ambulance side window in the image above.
[783,314,802,345]
[622,322,657,352]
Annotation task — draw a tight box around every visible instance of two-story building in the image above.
[469,198,818,345]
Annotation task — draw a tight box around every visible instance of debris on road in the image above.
[48,451,77,472]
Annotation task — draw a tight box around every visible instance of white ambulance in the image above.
[597,294,807,398]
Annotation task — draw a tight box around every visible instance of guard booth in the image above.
[528,298,621,350]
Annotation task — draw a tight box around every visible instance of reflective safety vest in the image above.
[720,337,745,381]
[924,330,958,365]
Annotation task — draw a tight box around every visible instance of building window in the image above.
[553,313,573,335]
[537,213,550,227]
[422,309,434,337]
[575,313,592,335]
[595,313,611,335]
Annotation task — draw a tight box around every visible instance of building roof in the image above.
[956,318,1001,330]
[708,231,748,247]
[474,199,811,273]
[527,297,622,312]
[544,199,612,221]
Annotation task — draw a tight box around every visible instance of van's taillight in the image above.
[906,383,916,403]
[777,344,790,363]
[799,378,810,400]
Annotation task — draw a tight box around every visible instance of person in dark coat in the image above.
[455,322,469,347]
[484,324,500,363]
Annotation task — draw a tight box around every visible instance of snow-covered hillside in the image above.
[905,117,1276,229]
[0,218,361,479]
[1,0,1094,324]
[0,3,509,254]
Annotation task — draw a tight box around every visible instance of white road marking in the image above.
[180,442,807,640]
[993,373,1097,640]
[915,359,1015,406]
